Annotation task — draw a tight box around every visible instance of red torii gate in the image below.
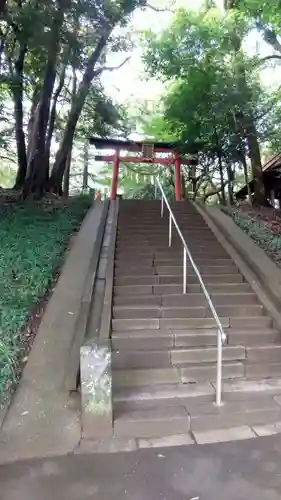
[89,137,199,201]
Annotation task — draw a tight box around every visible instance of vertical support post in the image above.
[161,196,164,217]
[174,152,182,201]
[169,213,172,247]
[270,189,275,208]
[215,329,223,406]
[183,247,187,294]
[110,149,120,200]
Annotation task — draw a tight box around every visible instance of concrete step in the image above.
[112,329,280,352]
[115,258,234,267]
[114,379,281,414]
[116,244,225,253]
[113,361,244,388]
[114,406,191,439]
[112,346,245,369]
[245,362,281,379]
[114,383,215,412]
[112,349,172,369]
[114,283,253,296]
[112,397,281,438]
[171,346,246,365]
[179,361,245,383]
[114,265,239,276]
[112,317,230,331]
[114,273,244,286]
[112,329,174,351]
[113,367,181,387]
[112,304,264,320]
[111,316,272,331]
[188,397,281,432]
[113,293,258,307]
[112,328,280,351]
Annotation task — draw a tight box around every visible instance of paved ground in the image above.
[1,435,281,500]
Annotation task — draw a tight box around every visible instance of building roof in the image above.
[262,152,281,172]
[236,152,281,199]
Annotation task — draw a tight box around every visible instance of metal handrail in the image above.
[156,179,227,406]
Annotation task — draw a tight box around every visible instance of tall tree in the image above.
[143,4,268,203]
[0,0,149,197]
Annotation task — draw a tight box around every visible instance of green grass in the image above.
[0,194,93,406]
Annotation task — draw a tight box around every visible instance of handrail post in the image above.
[161,196,164,217]
[183,247,187,294]
[216,328,223,406]
[169,213,172,247]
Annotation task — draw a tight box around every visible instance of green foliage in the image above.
[139,3,281,204]
[224,208,281,256]
[0,194,92,406]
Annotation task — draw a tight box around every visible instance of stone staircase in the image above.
[111,200,281,441]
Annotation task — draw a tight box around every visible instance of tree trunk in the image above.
[213,116,226,205]
[82,141,88,190]
[27,86,40,163]
[13,43,27,189]
[0,0,7,16]
[226,164,234,205]
[63,150,71,196]
[23,3,65,197]
[241,152,252,204]
[49,32,111,193]
[45,63,67,171]
[243,116,265,205]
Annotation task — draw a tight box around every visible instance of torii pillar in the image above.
[110,149,120,200]
[174,152,182,201]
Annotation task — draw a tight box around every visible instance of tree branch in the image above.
[255,54,281,66]
[93,56,131,77]
[146,2,174,12]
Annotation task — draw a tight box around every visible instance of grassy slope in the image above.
[0,194,92,406]
[222,206,281,267]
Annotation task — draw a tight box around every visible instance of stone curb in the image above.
[80,200,119,439]
[65,200,109,390]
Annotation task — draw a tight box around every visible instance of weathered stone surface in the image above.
[246,346,281,363]
[222,378,281,400]
[80,341,112,439]
[230,316,272,329]
[193,425,256,444]
[114,383,215,410]
[138,433,194,448]
[114,285,153,296]
[114,295,161,306]
[160,317,230,330]
[189,398,281,431]
[112,330,173,351]
[112,350,171,369]
[112,318,160,330]
[252,421,281,437]
[114,406,190,438]
[113,368,180,388]
[75,436,137,454]
[180,362,244,383]
[245,362,281,379]
[171,346,245,365]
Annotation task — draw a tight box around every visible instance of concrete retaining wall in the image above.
[195,204,281,330]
